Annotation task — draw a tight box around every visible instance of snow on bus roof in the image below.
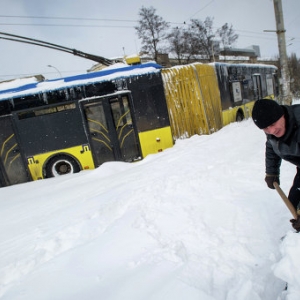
[0,77,41,91]
[0,62,162,101]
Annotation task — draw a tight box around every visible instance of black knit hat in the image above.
[252,99,284,129]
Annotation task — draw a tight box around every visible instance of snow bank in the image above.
[0,119,299,300]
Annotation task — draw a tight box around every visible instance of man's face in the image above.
[263,115,286,138]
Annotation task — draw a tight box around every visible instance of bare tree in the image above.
[135,6,170,62]
[167,27,196,64]
[216,23,238,49]
[189,17,216,61]
[167,17,239,63]
[135,7,239,65]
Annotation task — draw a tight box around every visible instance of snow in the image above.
[0,77,41,91]
[0,118,300,300]
[0,63,161,100]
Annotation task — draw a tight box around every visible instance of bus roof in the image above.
[0,62,162,101]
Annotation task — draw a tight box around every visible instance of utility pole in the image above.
[273,0,292,105]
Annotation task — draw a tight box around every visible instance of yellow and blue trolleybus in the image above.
[0,61,278,187]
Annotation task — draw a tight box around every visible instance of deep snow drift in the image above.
[0,119,299,300]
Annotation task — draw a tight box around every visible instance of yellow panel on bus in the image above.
[27,145,95,180]
[193,63,223,132]
[222,101,256,127]
[161,63,222,140]
[138,126,174,158]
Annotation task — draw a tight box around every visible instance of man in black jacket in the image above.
[252,99,300,231]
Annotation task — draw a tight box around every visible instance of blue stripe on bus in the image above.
[0,62,162,98]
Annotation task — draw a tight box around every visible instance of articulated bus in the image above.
[0,61,278,187]
[213,62,279,125]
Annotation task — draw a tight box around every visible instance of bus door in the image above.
[0,115,29,186]
[252,74,262,99]
[81,94,140,167]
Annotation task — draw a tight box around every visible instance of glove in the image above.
[265,174,280,189]
[290,216,300,232]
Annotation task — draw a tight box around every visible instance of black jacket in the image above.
[265,104,300,175]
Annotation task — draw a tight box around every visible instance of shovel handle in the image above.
[273,182,298,219]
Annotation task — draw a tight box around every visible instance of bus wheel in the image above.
[236,111,244,122]
[45,155,81,178]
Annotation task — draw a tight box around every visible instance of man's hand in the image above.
[265,174,280,190]
[290,216,300,232]
[265,174,280,189]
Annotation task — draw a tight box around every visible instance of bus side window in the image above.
[46,89,68,104]
[111,101,123,128]
[13,94,45,110]
[266,74,275,96]
[69,87,84,100]
[122,96,132,125]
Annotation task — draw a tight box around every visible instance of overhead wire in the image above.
[0,13,285,44]
[0,23,134,28]
[0,15,138,23]
[0,13,298,63]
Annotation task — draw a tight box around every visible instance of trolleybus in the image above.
[0,61,278,187]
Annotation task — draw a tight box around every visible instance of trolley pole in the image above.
[273,0,292,105]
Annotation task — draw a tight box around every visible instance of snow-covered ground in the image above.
[0,118,299,300]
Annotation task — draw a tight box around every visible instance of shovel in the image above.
[273,182,298,219]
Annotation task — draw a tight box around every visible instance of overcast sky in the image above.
[0,0,299,81]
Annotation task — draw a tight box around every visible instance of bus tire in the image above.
[45,155,81,178]
[236,111,244,122]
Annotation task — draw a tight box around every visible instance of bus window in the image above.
[110,97,133,128]
[13,93,45,110]
[252,75,262,99]
[0,116,29,185]
[85,82,116,98]
[46,89,69,104]
[0,100,12,115]
[266,74,275,96]
[122,96,133,125]
[69,87,84,100]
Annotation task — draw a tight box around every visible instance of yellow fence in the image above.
[161,63,223,140]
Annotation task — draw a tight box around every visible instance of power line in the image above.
[0,23,134,28]
[0,15,138,23]
[188,0,215,20]
[0,14,296,42]
[0,14,298,55]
